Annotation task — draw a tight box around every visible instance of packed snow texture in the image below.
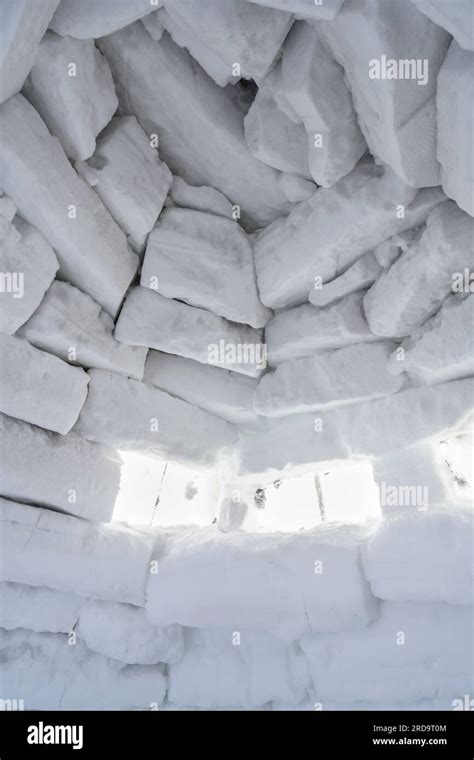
[0,498,154,605]
[0,0,472,713]
[300,602,472,704]
[0,94,138,318]
[140,207,271,327]
[18,280,148,380]
[76,115,172,252]
[362,505,474,606]
[75,368,237,467]
[23,31,118,161]
[146,523,378,639]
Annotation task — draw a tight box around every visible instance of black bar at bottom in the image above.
[0,710,472,757]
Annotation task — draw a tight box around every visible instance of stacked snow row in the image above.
[0,498,472,709]
[0,27,263,515]
[1,0,473,499]
[0,3,282,515]
[244,187,474,482]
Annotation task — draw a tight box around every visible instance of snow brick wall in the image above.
[0,0,472,712]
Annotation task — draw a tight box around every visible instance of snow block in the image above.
[168,628,308,708]
[146,523,377,640]
[0,415,120,521]
[239,379,474,481]
[254,160,418,309]
[390,295,474,386]
[23,31,118,161]
[115,287,266,379]
[247,0,344,20]
[0,498,154,605]
[255,341,404,417]
[50,0,158,38]
[371,441,458,514]
[0,193,16,222]
[372,230,415,269]
[362,505,474,606]
[0,333,89,434]
[97,22,292,229]
[0,0,59,103]
[0,216,58,335]
[318,0,451,187]
[141,9,165,41]
[0,582,84,634]
[75,368,237,468]
[412,0,474,51]
[309,252,382,307]
[144,351,259,426]
[18,281,147,381]
[266,293,379,366]
[436,42,474,217]
[0,95,139,318]
[141,208,271,328]
[300,602,473,704]
[279,22,366,187]
[78,600,183,665]
[0,628,167,710]
[160,0,292,86]
[169,176,233,219]
[364,201,474,338]
[342,379,474,459]
[76,116,172,253]
[244,86,311,178]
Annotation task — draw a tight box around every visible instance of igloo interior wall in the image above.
[0,0,473,715]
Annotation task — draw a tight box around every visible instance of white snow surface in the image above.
[300,602,473,704]
[115,287,265,378]
[364,201,474,338]
[160,0,293,86]
[239,379,474,481]
[18,280,148,381]
[168,627,308,708]
[97,22,293,229]
[144,351,259,426]
[0,0,472,714]
[390,295,474,387]
[247,0,344,20]
[276,21,367,187]
[0,216,58,335]
[50,0,158,39]
[76,115,172,252]
[140,207,271,327]
[255,341,405,417]
[0,0,59,104]
[244,85,311,179]
[0,628,167,710]
[0,415,121,521]
[146,523,377,640]
[266,292,380,366]
[254,160,424,309]
[75,368,237,467]
[0,95,138,318]
[23,31,118,161]
[362,505,474,606]
[318,0,451,187]
[77,600,183,665]
[0,582,85,634]
[168,176,233,219]
[0,333,88,434]
[0,498,154,605]
[412,0,474,51]
[436,41,474,217]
